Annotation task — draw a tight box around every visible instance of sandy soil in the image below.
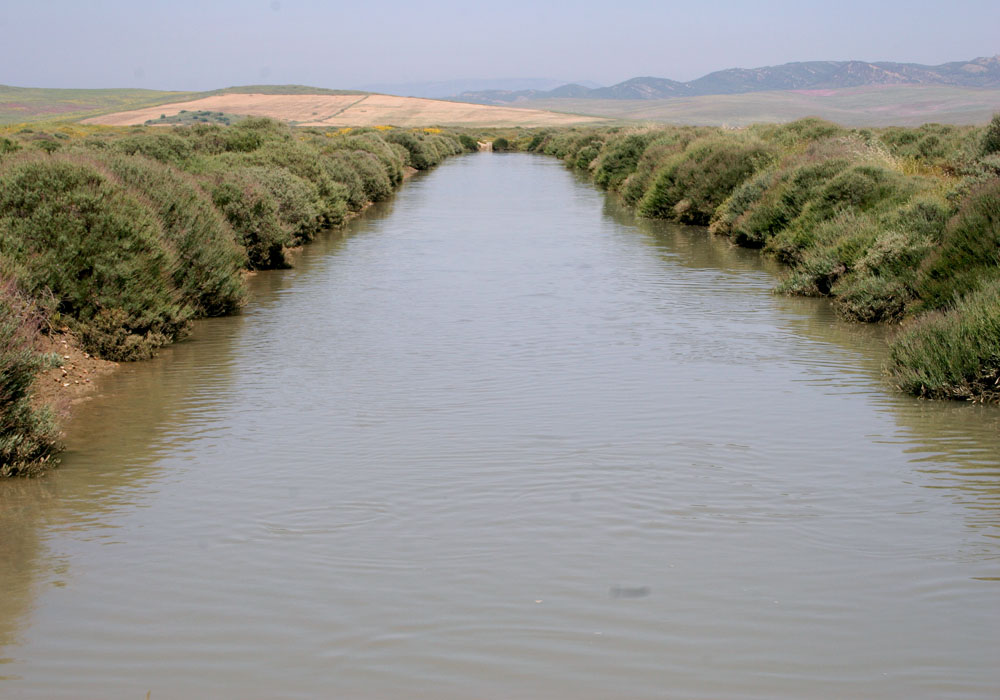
[83,93,605,128]
[31,331,118,424]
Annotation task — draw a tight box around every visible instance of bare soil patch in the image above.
[31,332,118,425]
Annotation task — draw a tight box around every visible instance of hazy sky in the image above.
[3,0,999,90]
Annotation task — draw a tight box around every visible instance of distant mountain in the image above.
[453,56,1000,104]
[590,77,690,100]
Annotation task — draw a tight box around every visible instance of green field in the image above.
[0,85,369,126]
[518,85,1000,127]
[0,85,206,125]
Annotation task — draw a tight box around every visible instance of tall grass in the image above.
[888,279,1000,401]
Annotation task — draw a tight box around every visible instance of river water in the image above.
[1,154,998,699]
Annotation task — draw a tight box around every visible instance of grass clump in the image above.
[888,279,1000,402]
[913,178,1000,311]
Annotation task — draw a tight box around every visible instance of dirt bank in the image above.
[31,331,119,426]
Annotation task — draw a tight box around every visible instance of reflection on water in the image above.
[1,154,998,699]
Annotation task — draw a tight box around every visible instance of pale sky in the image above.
[3,0,998,91]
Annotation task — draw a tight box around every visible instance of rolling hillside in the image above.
[81,93,604,128]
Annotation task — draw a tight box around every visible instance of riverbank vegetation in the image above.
[4,114,999,474]
[491,114,1000,403]
[0,120,472,475]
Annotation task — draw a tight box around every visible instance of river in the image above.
[1,153,998,699]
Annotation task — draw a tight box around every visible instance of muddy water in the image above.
[1,154,998,699]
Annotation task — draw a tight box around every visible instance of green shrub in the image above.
[725,159,852,248]
[525,131,549,152]
[0,155,190,360]
[750,117,845,147]
[101,153,248,315]
[888,279,1000,401]
[0,137,21,155]
[492,136,510,152]
[458,133,479,152]
[574,145,599,170]
[593,132,656,191]
[767,164,918,263]
[914,178,1000,310]
[327,132,407,184]
[112,131,194,167]
[639,136,774,225]
[34,140,61,154]
[981,113,1000,156]
[209,169,291,270]
[240,164,326,244]
[385,130,456,167]
[827,196,949,321]
[621,130,698,206]
[217,138,352,221]
[321,151,368,209]
[340,149,393,202]
[0,280,61,476]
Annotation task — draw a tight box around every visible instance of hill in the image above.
[0,84,204,125]
[455,55,1000,104]
[82,92,605,128]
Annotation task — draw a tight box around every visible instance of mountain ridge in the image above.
[454,56,1000,104]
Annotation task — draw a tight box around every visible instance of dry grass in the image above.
[84,93,606,128]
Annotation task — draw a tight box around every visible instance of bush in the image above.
[112,131,194,168]
[0,280,61,476]
[722,158,852,248]
[101,153,248,315]
[914,178,1000,311]
[0,154,190,360]
[828,196,949,321]
[639,136,774,225]
[339,149,393,202]
[981,113,1000,156]
[385,130,458,167]
[240,164,326,244]
[593,131,657,191]
[750,118,845,147]
[888,279,1000,401]
[766,164,918,263]
[491,136,510,152]
[327,132,407,184]
[0,137,21,155]
[209,168,291,270]
[458,133,479,152]
[621,131,696,205]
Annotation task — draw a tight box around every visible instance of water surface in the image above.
[1,154,998,699]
